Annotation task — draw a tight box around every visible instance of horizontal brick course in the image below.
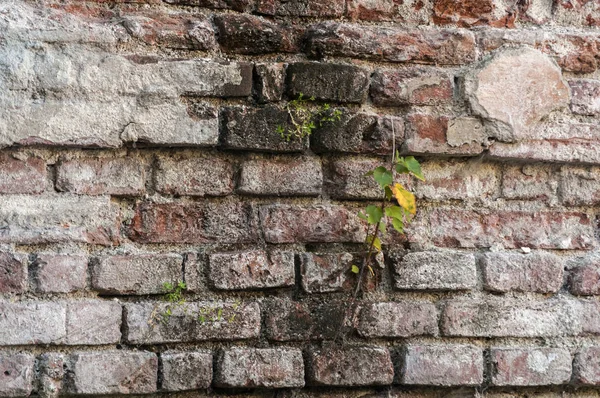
[0,153,46,194]
[161,350,213,391]
[33,254,88,293]
[155,156,234,197]
[357,301,438,338]
[491,348,572,386]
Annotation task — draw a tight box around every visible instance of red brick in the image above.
[0,252,27,294]
[433,0,517,27]
[260,205,366,244]
[128,201,257,244]
[482,251,564,293]
[161,350,212,391]
[0,301,66,345]
[33,254,87,293]
[442,297,583,337]
[560,166,600,206]
[162,0,253,11]
[299,252,357,293]
[421,209,596,250]
[491,348,572,386]
[305,22,476,65]
[404,114,484,156]
[307,347,393,386]
[502,165,556,201]
[215,14,297,54]
[0,153,46,194]
[357,302,438,338]
[402,344,483,386]
[238,156,322,197]
[91,254,183,295]
[155,156,234,197]
[569,254,600,295]
[570,79,600,116]
[215,348,304,388]
[256,0,344,16]
[326,157,387,200]
[0,353,35,397]
[574,346,600,385]
[66,300,122,345]
[371,69,453,106]
[554,0,600,28]
[346,0,432,23]
[208,250,294,290]
[56,157,145,196]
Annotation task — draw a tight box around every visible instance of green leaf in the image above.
[351,264,360,274]
[365,205,382,225]
[384,185,393,201]
[392,217,404,233]
[405,156,425,181]
[396,163,409,174]
[357,211,368,221]
[373,166,393,188]
[385,206,404,220]
[366,235,382,251]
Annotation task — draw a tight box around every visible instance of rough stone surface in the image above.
[161,350,213,391]
[502,165,557,201]
[307,347,394,386]
[155,156,234,196]
[238,157,322,196]
[66,300,122,345]
[33,254,87,293]
[346,0,433,23]
[215,348,305,388]
[432,0,517,27]
[0,153,47,194]
[491,348,572,386]
[91,254,183,295]
[560,166,600,206]
[371,69,453,106]
[325,157,386,200]
[215,14,296,54]
[254,63,286,103]
[0,252,27,294]
[38,353,64,398]
[286,63,370,104]
[357,302,439,338]
[208,250,295,290]
[0,301,66,345]
[574,346,600,386]
[67,351,157,394]
[465,47,570,142]
[569,253,600,295]
[402,345,483,386]
[299,252,355,293]
[416,161,499,200]
[256,0,345,16]
[124,301,261,344]
[482,251,564,293]
[393,251,477,291]
[0,353,35,397]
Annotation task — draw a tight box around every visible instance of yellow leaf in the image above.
[391,183,416,215]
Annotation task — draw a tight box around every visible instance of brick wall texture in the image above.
[1,0,600,396]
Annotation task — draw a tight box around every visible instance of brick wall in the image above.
[1,0,600,396]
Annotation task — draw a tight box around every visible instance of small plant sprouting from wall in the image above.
[277,93,342,141]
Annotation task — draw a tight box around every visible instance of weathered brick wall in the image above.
[1,0,600,396]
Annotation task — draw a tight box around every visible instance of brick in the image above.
[0,353,35,397]
[312,113,401,155]
[346,0,433,23]
[215,14,296,54]
[574,346,600,385]
[33,254,87,293]
[357,301,438,338]
[393,251,477,291]
[482,252,564,293]
[128,201,257,244]
[0,301,66,345]
[581,299,600,334]
[286,63,369,104]
[256,0,344,16]
[238,156,322,197]
[215,348,304,388]
[0,153,46,194]
[326,157,386,200]
[466,48,569,142]
[307,347,393,386]
[220,106,308,152]
[570,79,600,116]
[161,350,212,391]
[423,209,596,250]
[554,0,600,28]
[305,22,476,65]
[0,252,27,294]
[371,69,453,106]
[124,301,260,344]
[299,252,357,293]
[560,166,600,206]
[66,300,122,345]
[433,0,517,27]
[254,63,285,103]
[502,164,556,201]
[441,297,583,337]
[260,205,366,244]
[208,250,294,290]
[264,297,345,341]
[402,345,483,386]
[67,351,157,394]
[155,156,234,197]
[38,353,64,398]
[491,348,572,386]
[416,161,499,200]
[92,254,183,295]
[404,114,485,156]
[182,252,202,293]
[0,195,120,245]
[569,254,600,295]
[162,0,253,11]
